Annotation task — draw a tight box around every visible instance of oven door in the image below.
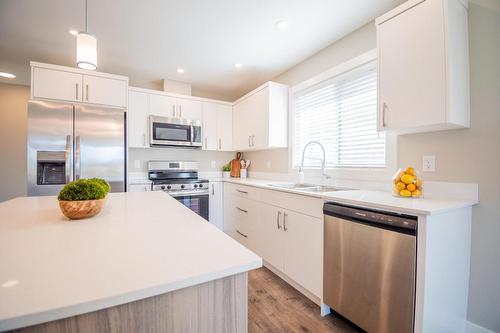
[150,116,193,147]
[170,191,209,220]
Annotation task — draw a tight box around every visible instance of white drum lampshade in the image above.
[76,32,97,70]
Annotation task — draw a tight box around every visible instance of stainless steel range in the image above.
[148,161,209,220]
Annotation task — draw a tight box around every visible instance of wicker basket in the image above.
[59,197,107,220]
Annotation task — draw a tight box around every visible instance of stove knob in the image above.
[181,185,185,189]
[167,185,171,190]
[194,184,198,188]
[198,184,203,188]
[160,185,166,190]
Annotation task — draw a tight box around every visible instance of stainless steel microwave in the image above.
[149,115,202,148]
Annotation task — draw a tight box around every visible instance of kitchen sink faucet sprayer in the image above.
[298,141,331,184]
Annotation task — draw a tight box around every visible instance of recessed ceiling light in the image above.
[177,68,184,74]
[234,63,243,69]
[274,19,290,31]
[68,29,79,36]
[0,72,16,79]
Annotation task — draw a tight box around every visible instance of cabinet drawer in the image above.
[261,190,324,219]
[223,194,258,252]
[224,182,262,201]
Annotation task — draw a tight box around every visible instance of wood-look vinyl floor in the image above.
[248,267,359,333]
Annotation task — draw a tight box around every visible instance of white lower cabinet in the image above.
[209,181,224,230]
[128,183,151,192]
[223,183,323,298]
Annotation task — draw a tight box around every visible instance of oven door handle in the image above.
[168,191,209,197]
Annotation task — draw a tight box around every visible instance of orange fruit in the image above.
[407,184,416,192]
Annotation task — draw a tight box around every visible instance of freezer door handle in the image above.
[65,134,72,183]
[75,135,81,180]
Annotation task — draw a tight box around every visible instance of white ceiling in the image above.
[0,0,402,101]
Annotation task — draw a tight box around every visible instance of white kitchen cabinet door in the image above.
[128,91,149,148]
[256,203,284,271]
[209,182,224,230]
[283,210,323,297]
[32,67,83,102]
[177,98,202,121]
[202,102,218,151]
[128,184,151,192]
[216,104,233,151]
[233,98,252,150]
[248,88,269,150]
[377,0,469,133]
[149,94,177,117]
[82,75,128,107]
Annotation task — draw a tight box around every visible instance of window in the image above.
[291,60,385,169]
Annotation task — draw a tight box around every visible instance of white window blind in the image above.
[292,61,385,169]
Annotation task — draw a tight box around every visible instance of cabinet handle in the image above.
[75,83,79,100]
[236,230,248,238]
[251,135,255,147]
[283,212,288,231]
[205,137,207,149]
[382,102,387,127]
[248,136,251,147]
[236,207,248,213]
[236,189,248,194]
[86,84,89,101]
[179,105,182,118]
[211,184,215,195]
[276,211,282,229]
[172,105,176,117]
[143,133,146,146]
[218,138,221,150]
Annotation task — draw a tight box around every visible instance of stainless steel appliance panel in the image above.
[27,101,74,196]
[324,209,416,333]
[149,115,202,147]
[74,104,125,192]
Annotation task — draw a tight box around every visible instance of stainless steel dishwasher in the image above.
[323,202,417,333]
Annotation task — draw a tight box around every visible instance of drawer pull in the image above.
[236,230,248,238]
[236,207,248,213]
[283,212,288,231]
[236,189,248,194]
[276,211,282,229]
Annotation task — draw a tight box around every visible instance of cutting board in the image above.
[230,152,242,177]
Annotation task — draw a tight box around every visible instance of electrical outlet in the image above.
[423,155,436,172]
[266,160,272,169]
[133,160,141,169]
[211,161,216,169]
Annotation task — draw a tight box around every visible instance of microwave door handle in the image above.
[190,124,194,145]
[65,134,72,183]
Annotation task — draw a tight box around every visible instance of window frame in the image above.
[288,49,397,181]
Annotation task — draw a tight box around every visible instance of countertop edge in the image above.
[0,259,262,332]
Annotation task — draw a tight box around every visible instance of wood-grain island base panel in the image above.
[9,273,248,333]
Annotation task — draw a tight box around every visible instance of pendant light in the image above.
[76,0,97,70]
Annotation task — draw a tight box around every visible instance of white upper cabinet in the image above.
[82,75,128,108]
[31,62,128,108]
[149,93,176,117]
[177,98,202,121]
[128,90,149,148]
[202,102,233,151]
[233,82,288,151]
[376,0,469,133]
[32,67,83,103]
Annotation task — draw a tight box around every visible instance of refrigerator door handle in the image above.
[75,135,81,180]
[65,134,72,183]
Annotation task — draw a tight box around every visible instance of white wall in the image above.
[245,5,500,331]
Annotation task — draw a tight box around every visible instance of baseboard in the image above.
[466,321,496,333]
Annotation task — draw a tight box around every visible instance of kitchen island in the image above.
[0,191,262,332]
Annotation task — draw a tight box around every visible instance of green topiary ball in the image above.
[89,178,111,193]
[58,179,107,201]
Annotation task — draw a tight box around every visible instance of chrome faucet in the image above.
[298,141,331,180]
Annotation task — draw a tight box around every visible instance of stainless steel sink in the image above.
[267,183,355,193]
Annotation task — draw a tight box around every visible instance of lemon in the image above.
[401,174,415,185]
[405,167,415,175]
[400,189,412,197]
[396,182,406,191]
[407,183,416,192]
[412,190,422,198]
[416,179,423,187]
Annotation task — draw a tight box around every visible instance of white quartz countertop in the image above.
[221,178,477,216]
[0,192,262,331]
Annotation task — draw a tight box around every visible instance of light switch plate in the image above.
[133,160,141,169]
[423,155,436,172]
[211,161,216,169]
[266,160,272,169]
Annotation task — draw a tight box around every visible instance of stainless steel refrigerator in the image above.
[27,100,125,196]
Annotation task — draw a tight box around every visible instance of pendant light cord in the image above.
[85,0,88,32]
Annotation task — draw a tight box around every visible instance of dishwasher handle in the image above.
[324,202,417,233]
